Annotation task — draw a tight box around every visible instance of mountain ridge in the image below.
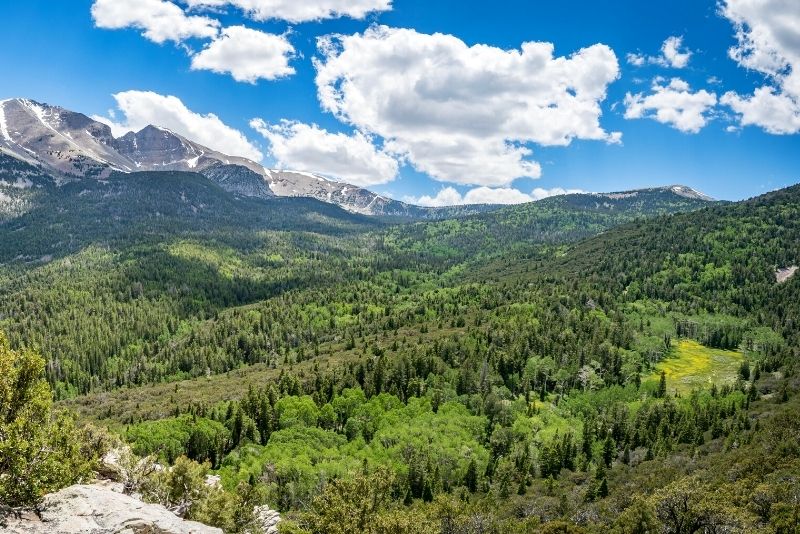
[0,98,715,218]
[0,98,497,217]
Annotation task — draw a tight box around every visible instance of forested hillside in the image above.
[0,167,707,399]
[1,167,798,532]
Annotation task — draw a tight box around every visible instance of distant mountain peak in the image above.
[0,97,716,218]
[666,184,714,201]
[589,185,714,202]
[1,98,501,217]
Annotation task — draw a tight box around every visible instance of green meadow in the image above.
[648,339,744,394]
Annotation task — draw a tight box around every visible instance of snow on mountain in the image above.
[0,98,710,217]
[0,99,490,215]
[668,185,714,201]
[593,185,715,202]
[0,98,418,212]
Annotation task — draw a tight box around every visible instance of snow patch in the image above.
[21,100,115,167]
[294,170,329,182]
[0,100,11,142]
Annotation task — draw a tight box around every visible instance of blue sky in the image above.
[1,0,799,202]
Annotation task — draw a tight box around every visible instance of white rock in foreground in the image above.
[5,483,221,534]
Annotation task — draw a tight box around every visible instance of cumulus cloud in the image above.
[91,0,298,84]
[661,36,692,68]
[191,26,294,82]
[722,87,800,134]
[410,187,465,207]
[627,36,692,68]
[183,0,392,23]
[411,185,586,207]
[314,26,620,187]
[530,186,588,200]
[91,0,219,43]
[624,78,717,133]
[719,0,800,134]
[93,90,263,161]
[250,119,398,186]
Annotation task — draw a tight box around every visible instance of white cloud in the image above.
[250,119,398,186]
[624,78,717,133]
[92,1,297,85]
[627,36,692,68]
[91,0,219,43]
[661,36,692,68]
[462,187,538,205]
[410,187,464,207]
[94,91,263,161]
[314,26,620,187]
[719,0,800,134]
[191,26,295,82]
[410,185,586,207]
[183,0,392,23]
[721,86,800,134]
[626,53,646,67]
[530,186,587,200]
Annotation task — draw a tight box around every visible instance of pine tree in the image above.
[464,458,478,493]
[603,435,616,467]
[657,371,667,398]
[422,480,434,502]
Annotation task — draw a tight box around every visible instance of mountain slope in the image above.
[386,185,717,268]
[0,167,378,265]
[0,98,130,178]
[0,98,500,217]
[538,184,800,337]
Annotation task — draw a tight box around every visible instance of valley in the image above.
[1,100,799,533]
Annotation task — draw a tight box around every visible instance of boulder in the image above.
[4,482,222,534]
[253,505,281,534]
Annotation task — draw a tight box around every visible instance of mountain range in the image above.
[0,98,500,218]
[0,98,713,219]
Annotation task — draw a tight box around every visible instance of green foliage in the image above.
[3,160,800,532]
[0,333,95,506]
[126,415,229,466]
[611,498,659,534]
[138,454,262,532]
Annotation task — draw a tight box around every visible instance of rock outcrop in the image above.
[254,505,281,534]
[4,482,222,534]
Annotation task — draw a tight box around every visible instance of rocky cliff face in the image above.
[199,163,275,199]
[0,99,131,179]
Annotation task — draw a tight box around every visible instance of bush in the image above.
[0,333,95,506]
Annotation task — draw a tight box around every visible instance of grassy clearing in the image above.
[647,339,743,394]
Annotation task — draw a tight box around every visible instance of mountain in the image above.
[31,183,800,534]
[0,168,380,266]
[0,98,718,220]
[543,183,800,303]
[0,98,501,217]
[263,168,499,218]
[0,98,129,179]
[386,184,717,270]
